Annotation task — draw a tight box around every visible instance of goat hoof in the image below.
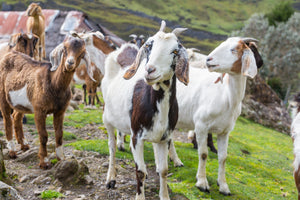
[8,151,17,159]
[220,191,231,196]
[39,162,52,170]
[106,180,116,189]
[21,144,30,152]
[197,186,210,193]
[118,146,125,152]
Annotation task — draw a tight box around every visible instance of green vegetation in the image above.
[0,131,4,137]
[67,116,295,199]
[4,0,295,53]
[40,190,64,199]
[63,131,77,141]
[265,1,295,26]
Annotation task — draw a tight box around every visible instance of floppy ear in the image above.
[49,43,64,71]
[8,33,20,48]
[82,51,96,82]
[123,45,146,80]
[241,48,257,79]
[174,46,189,85]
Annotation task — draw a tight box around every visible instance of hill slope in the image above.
[2,0,300,53]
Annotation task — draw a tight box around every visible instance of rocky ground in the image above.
[0,116,190,200]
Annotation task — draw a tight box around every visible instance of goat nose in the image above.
[206,57,213,62]
[147,66,156,74]
[67,59,74,65]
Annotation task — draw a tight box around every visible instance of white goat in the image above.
[102,21,188,200]
[169,37,263,195]
[292,93,300,199]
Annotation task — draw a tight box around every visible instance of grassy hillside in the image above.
[2,0,300,53]
[61,108,295,199]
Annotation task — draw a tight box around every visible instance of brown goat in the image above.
[0,36,92,169]
[26,3,45,61]
[0,32,39,60]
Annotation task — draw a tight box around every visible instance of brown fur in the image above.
[0,32,39,60]
[117,46,138,68]
[26,3,45,61]
[294,167,300,200]
[0,37,87,169]
[93,35,115,54]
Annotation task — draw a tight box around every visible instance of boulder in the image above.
[242,75,291,134]
[0,181,24,200]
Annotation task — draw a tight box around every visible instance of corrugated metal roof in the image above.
[0,10,60,39]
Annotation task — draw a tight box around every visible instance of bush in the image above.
[267,77,286,99]
[265,1,294,26]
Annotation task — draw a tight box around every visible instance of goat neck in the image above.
[50,60,74,91]
[224,73,247,109]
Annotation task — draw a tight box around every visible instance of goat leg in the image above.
[12,111,29,151]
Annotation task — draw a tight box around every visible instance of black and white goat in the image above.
[168,37,263,195]
[102,21,188,200]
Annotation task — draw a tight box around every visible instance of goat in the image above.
[292,93,300,200]
[102,21,188,200]
[168,37,263,195]
[0,36,92,169]
[129,34,145,48]
[26,2,45,61]
[0,32,39,60]
[70,31,115,107]
[0,32,39,121]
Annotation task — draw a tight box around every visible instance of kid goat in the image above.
[168,37,263,195]
[292,93,300,200]
[0,36,92,169]
[102,21,188,200]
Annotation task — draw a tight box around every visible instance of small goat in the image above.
[0,32,39,60]
[292,93,300,200]
[168,37,263,195]
[0,36,92,169]
[26,2,45,61]
[70,31,115,107]
[102,21,188,200]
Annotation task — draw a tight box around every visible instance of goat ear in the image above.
[123,45,146,80]
[174,46,189,85]
[247,42,263,69]
[49,44,63,71]
[8,34,18,48]
[241,48,257,79]
[83,51,96,82]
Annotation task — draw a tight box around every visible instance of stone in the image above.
[0,181,25,200]
[19,175,30,183]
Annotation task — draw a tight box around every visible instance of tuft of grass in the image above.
[40,190,64,199]
[51,158,58,165]
[0,131,4,137]
[63,131,77,141]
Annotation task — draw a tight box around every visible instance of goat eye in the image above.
[231,48,237,53]
[172,49,179,55]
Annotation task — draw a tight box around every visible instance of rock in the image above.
[83,175,93,185]
[19,175,30,183]
[15,147,39,163]
[53,158,90,185]
[0,181,25,200]
[65,190,73,196]
[242,75,292,134]
[102,162,109,168]
[30,175,51,185]
[34,189,43,196]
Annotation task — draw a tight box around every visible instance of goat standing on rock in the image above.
[0,36,92,169]
[26,2,46,61]
[102,21,189,200]
[168,37,263,195]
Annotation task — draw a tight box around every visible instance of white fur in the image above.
[73,73,85,85]
[7,140,16,151]
[56,146,64,160]
[102,27,184,200]
[169,37,259,195]
[9,84,33,112]
[292,113,300,170]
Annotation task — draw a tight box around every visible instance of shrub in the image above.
[265,1,295,26]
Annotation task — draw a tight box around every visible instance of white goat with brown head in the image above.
[102,21,188,200]
[26,2,45,61]
[168,37,263,195]
[0,36,92,169]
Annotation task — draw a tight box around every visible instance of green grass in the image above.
[25,107,102,128]
[67,116,295,200]
[40,190,64,199]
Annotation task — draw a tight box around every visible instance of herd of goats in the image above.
[0,2,300,200]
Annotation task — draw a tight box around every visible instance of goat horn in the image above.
[172,28,188,37]
[190,48,201,52]
[242,38,258,43]
[129,34,137,39]
[159,20,166,32]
